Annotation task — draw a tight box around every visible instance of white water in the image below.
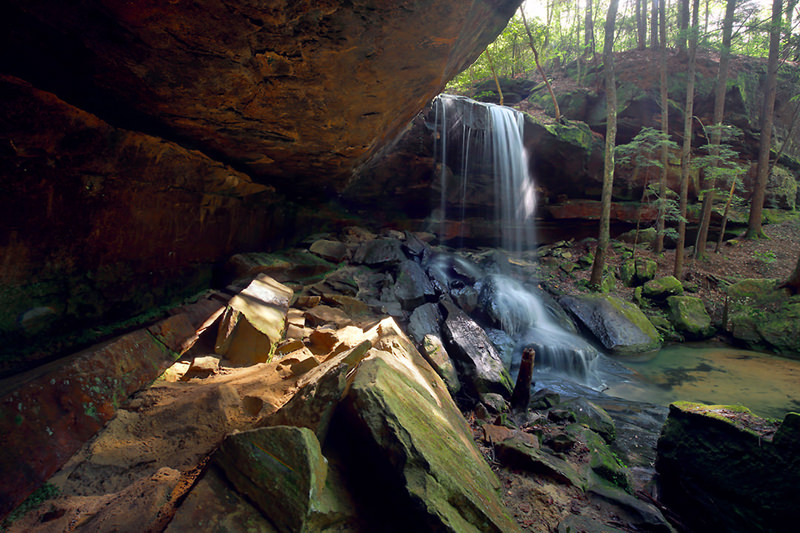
[432,94,602,386]
[433,95,536,252]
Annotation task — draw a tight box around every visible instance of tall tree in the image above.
[746,0,783,239]
[590,0,620,287]
[585,0,596,58]
[678,0,691,52]
[694,0,738,259]
[651,0,660,48]
[656,0,669,253]
[637,0,648,49]
[674,0,700,277]
[520,9,561,121]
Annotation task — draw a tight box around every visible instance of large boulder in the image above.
[656,402,800,532]
[726,279,800,356]
[441,301,514,398]
[642,276,684,301]
[666,295,714,339]
[342,321,519,532]
[560,294,661,355]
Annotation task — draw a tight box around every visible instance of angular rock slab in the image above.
[215,274,293,365]
[657,402,800,532]
[394,259,436,311]
[560,294,661,355]
[344,329,519,532]
[442,302,513,398]
[214,426,327,533]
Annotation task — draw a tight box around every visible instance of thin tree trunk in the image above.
[590,0,620,287]
[656,0,669,253]
[521,9,561,121]
[715,179,737,252]
[511,347,535,411]
[746,0,783,239]
[674,0,700,278]
[637,0,648,50]
[585,0,595,58]
[678,0,691,52]
[485,47,504,106]
[696,0,737,258]
[651,0,660,48]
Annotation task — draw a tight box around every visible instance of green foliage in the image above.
[2,483,60,527]
[615,127,678,170]
[753,250,778,264]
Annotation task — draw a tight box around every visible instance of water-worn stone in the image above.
[642,276,684,301]
[562,397,616,443]
[342,337,519,532]
[408,302,443,344]
[666,295,714,339]
[421,335,461,396]
[656,402,800,532]
[441,301,514,398]
[495,438,586,489]
[394,259,436,310]
[213,426,328,533]
[560,294,661,355]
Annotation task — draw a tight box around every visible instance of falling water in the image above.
[432,94,602,386]
[433,94,536,252]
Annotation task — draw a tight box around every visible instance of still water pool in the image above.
[603,343,800,420]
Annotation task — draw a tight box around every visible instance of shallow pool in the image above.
[603,343,800,420]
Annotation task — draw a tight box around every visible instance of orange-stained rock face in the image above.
[1,0,521,194]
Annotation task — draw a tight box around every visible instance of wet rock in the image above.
[481,393,508,414]
[578,427,631,492]
[393,260,436,311]
[352,238,407,266]
[408,302,442,344]
[260,364,347,442]
[530,389,562,410]
[342,326,519,532]
[561,397,617,444]
[420,335,461,396]
[215,275,293,366]
[657,401,800,532]
[586,474,671,532]
[557,515,627,533]
[560,294,661,355]
[485,328,516,370]
[666,295,715,339]
[451,285,479,313]
[402,231,431,258]
[214,426,328,533]
[642,275,684,301]
[441,301,514,398]
[309,239,348,263]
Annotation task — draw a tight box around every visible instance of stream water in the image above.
[604,343,800,420]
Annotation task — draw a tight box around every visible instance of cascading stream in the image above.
[432,94,603,387]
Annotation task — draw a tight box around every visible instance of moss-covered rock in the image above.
[656,402,799,532]
[562,397,617,444]
[666,295,714,340]
[642,276,684,301]
[560,294,661,355]
[618,257,658,287]
[726,279,800,356]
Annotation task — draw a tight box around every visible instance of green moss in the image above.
[2,482,60,527]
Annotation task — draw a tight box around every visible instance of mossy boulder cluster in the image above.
[657,402,800,532]
[724,278,800,356]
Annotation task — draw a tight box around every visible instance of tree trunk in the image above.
[674,0,700,278]
[584,0,594,58]
[510,347,535,411]
[695,0,737,258]
[651,0,660,48]
[655,0,669,253]
[785,0,798,56]
[485,47,504,107]
[590,0,619,288]
[521,9,561,121]
[637,0,648,50]
[746,0,783,239]
[678,0,691,52]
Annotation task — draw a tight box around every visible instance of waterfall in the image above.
[432,94,603,388]
[432,94,536,252]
